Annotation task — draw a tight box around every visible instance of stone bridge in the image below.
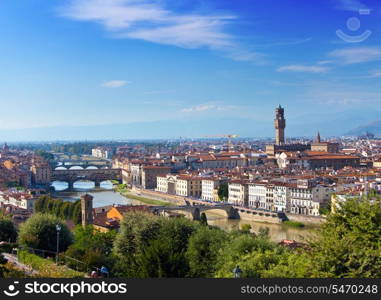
[52,168,122,190]
[52,159,112,170]
[151,204,240,220]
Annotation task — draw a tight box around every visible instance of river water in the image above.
[51,181,134,207]
[51,181,313,242]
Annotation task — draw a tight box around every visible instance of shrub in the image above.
[18,213,72,253]
[0,217,17,242]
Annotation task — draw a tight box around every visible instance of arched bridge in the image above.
[52,168,122,190]
[52,160,112,170]
[151,204,240,220]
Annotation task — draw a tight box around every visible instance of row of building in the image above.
[154,173,333,216]
[228,178,333,216]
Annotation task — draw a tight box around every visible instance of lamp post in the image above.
[56,224,61,265]
[233,265,242,278]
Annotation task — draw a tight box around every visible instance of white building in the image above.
[92,147,112,159]
[155,174,202,198]
[273,183,289,212]
[248,182,267,209]
[247,179,332,215]
[289,181,333,216]
[0,191,37,211]
[201,177,225,201]
[228,181,248,206]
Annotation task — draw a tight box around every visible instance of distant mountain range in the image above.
[1,112,381,142]
[346,119,381,137]
[0,118,271,142]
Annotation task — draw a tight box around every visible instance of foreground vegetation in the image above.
[2,197,381,278]
[282,220,305,228]
[17,251,84,278]
[34,196,82,224]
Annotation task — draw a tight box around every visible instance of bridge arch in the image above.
[200,206,239,220]
[153,205,239,221]
[55,166,67,170]
[68,166,84,170]
[201,208,231,219]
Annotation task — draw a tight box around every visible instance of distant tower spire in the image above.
[316,131,321,143]
[2,143,9,154]
[274,105,286,145]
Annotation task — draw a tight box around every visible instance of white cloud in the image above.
[256,37,312,48]
[181,103,235,113]
[329,47,381,64]
[335,0,368,12]
[60,0,261,62]
[101,80,130,88]
[277,65,329,73]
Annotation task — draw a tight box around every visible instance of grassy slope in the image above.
[115,185,172,206]
[18,251,84,278]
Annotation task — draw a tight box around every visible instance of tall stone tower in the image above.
[274,105,286,145]
[81,194,93,227]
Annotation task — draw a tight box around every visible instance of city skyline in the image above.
[1,0,381,140]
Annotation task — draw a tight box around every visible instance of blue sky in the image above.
[0,0,381,139]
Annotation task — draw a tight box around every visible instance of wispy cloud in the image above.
[317,60,334,65]
[368,70,381,78]
[277,65,329,73]
[310,90,381,105]
[181,103,235,113]
[305,81,381,106]
[256,37,312,48]
[329,47,381,64]
[101,80,130,88]
[60,0,261,63]
[334,0,368,12]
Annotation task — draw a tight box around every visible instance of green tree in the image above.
[186,226,227,277]
[200,213,208,226]
[0,217,17,242]
[261,251,313,278]
[33,197,81,224]
[214,233,277,278]
[136,217,196,278]
[0,254,7,277]
[113,212,163,277]
[71,201,82,225]
[60,202,71,219]
[218,183,229,201]
[18,213,72,253]
[113,212,196,278]
[308,198,381,278]
[240,224,252,234]
[34,196,48,213]
[65,226,116,272]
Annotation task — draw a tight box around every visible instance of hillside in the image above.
[346,119,381,137]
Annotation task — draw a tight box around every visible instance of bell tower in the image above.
[81,194,93,227]
[274,105,286,145]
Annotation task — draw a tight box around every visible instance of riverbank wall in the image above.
[286,213,326,225]
[237,210,282,224]
[133,188,187,205]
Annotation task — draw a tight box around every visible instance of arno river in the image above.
[51,180,313,243]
